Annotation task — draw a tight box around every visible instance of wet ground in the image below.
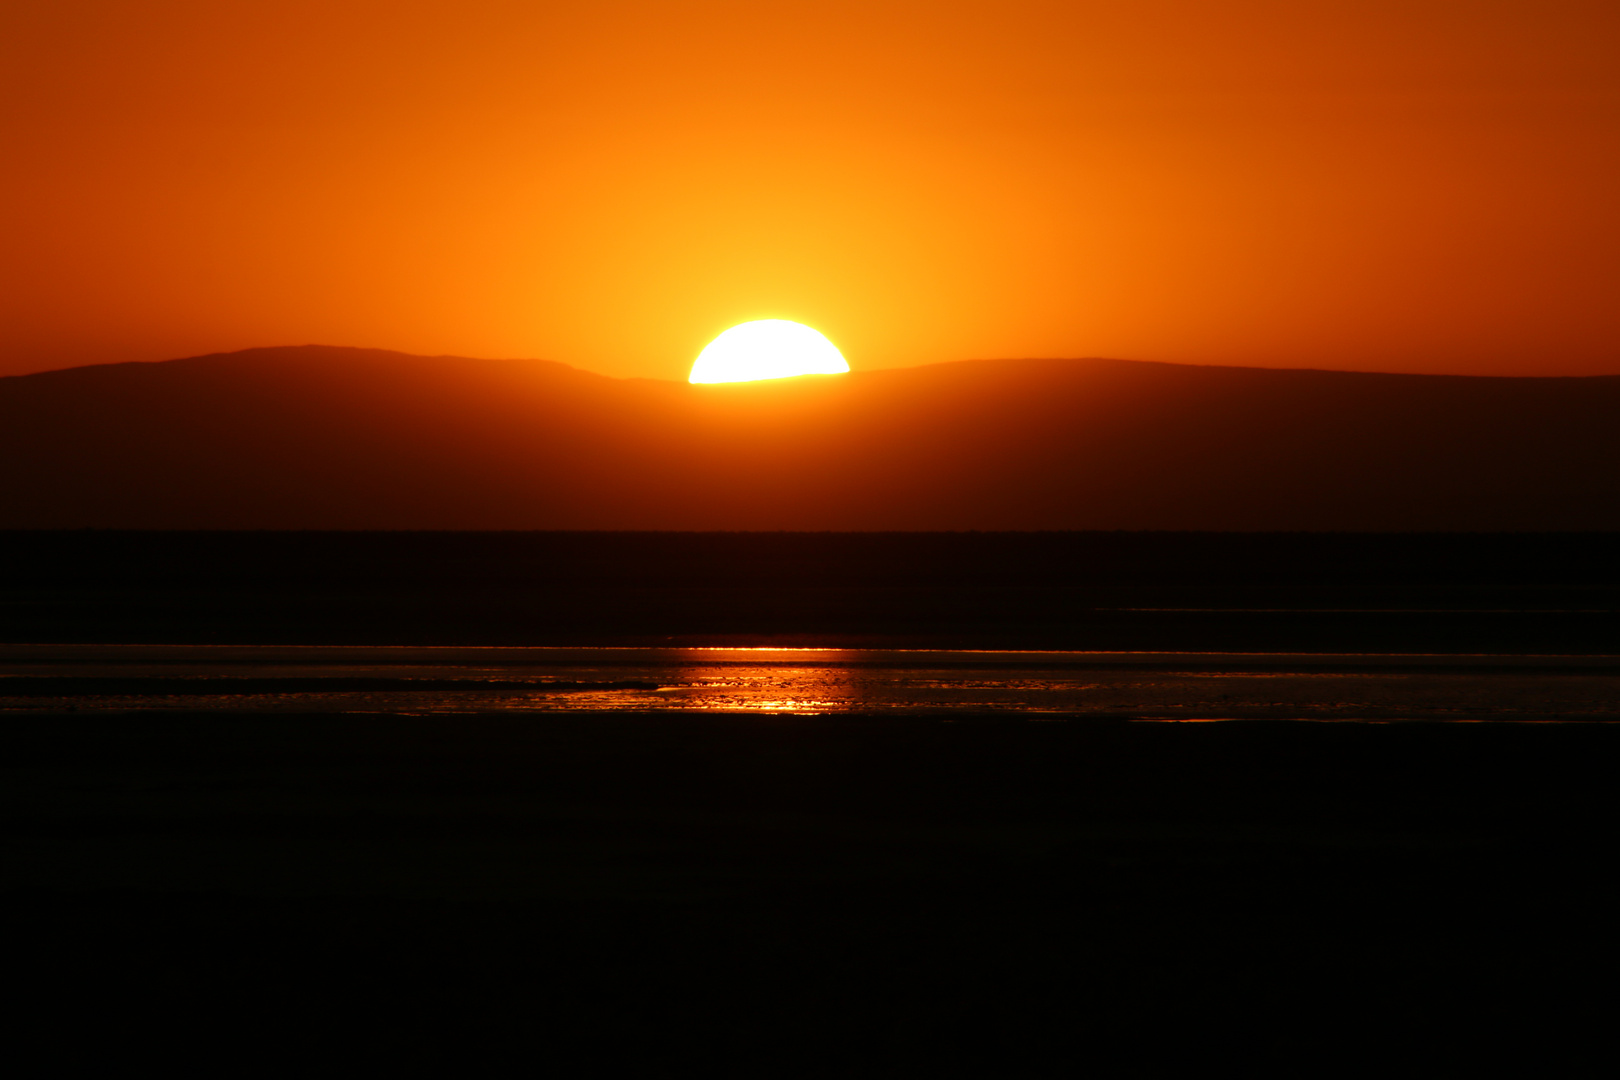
[4,645,1617,721]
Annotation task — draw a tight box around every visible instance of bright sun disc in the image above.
[688,320,850,384]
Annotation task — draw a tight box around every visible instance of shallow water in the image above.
[1,645,1616,721]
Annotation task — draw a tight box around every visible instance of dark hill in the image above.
[2,346,1616,529]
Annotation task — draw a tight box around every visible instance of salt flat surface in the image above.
[2,645,1615,720]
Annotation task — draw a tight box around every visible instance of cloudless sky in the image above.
[3,0,1618,380]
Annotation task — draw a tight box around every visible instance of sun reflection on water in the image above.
[2,647,1616,721]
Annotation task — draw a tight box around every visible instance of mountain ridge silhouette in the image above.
[4,345,1616,530]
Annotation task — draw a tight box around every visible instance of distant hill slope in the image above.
[2,346,1616,529]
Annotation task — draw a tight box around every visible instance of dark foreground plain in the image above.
[5,712,1616,1072]
[3,531,1618,1071]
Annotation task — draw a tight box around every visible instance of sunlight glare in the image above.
[688,320,850,384]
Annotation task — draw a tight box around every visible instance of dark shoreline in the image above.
[5,530,1618,651]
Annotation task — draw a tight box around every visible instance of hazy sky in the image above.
[4,0,1618,380]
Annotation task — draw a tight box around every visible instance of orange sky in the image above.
[4,0,1618,380]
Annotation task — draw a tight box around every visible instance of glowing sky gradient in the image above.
[3,1,1617,380]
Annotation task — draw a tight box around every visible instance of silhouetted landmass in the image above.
[3,346,1618,529]
[3,530,1616,650]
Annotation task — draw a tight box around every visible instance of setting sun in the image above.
[688,321,850,384]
